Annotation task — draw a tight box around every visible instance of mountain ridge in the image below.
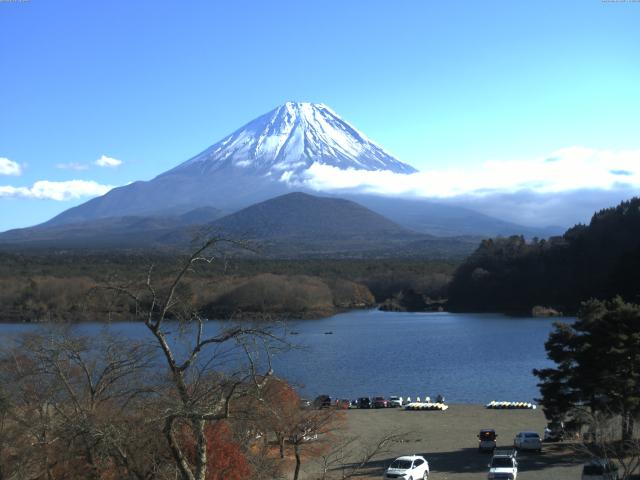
[208,192,417,239]
[0,192,480,258]
[10,102,560,241]
[44,102,417,226]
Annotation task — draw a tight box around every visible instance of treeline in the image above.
[448,197,640,314]
[0,253,456,322]
[0,273,373,322]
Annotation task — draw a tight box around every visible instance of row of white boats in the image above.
[404,402,449,411]
[485,400,537,409]
[402,400,538,411]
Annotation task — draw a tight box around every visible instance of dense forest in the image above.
[447,197,640,314]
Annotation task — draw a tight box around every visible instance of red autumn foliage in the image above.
[262,378,301,422]
[182,421,252,480]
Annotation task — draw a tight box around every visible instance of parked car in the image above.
[335,399,350,409]
[383,455,429,480]
[358,397,371,409]
[487,449,517,480]
[543,422,564,442]
[373,396,389,408]
[313,395,332,409]
[289,427,318,443]
[582,459,619,480]
[513,431,542,452]
[478,428,497,452]
[388,396,403,408]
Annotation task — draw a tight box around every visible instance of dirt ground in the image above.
[303,404,586,480]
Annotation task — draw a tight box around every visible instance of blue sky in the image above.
[1,0,639,230]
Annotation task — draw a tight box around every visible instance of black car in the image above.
[313,394,332,409]
[358,397,371,409]
[478,428,497,452]
[543,422,565,442]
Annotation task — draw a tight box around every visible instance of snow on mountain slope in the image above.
[166,102,417,178]
[39,102,422,226]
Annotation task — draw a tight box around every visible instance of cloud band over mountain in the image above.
[292,146,640,227]
[296,146,640,197]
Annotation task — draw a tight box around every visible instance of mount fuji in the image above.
[0,102,561,250]
[46,102,416,226]
[170,101,416,176]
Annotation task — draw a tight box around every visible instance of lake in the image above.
[0,310,565,404]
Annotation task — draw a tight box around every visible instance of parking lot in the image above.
[309,404,586,480]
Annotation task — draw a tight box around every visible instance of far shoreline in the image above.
[0,304,571,324]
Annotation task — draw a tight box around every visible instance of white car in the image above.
[383,455,429,480]
[487,450,517,480]
[513,431,542,452]
[582,459,619,480]
[388,396,403,408]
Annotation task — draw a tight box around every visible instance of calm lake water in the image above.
[0,310,566,404]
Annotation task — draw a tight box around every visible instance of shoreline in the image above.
[0,305,571,324]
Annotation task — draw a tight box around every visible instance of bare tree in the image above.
[0,391,9,480]
[105,237,287,480]
[0,330,161,480]
[284,409,344,480]
[572,408,640,480]
[313,431,408,480]
[0,237,294,480]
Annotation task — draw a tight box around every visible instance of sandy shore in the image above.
[302,404,585,480]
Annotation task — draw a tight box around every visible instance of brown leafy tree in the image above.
[180,421,252,480]
[252,377,302,459]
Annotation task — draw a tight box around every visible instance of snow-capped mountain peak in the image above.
[169,102,417,177]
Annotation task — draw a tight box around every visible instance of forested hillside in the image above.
[0,253,455,322]
[447,198,640,314]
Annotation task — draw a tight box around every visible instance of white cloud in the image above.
[293,146,640,198]
[0,157,22,176]
[56,162,89,171]
[0,180,114,201]
[94,155,123,168]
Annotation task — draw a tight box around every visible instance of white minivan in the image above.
[513,431,542,452]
